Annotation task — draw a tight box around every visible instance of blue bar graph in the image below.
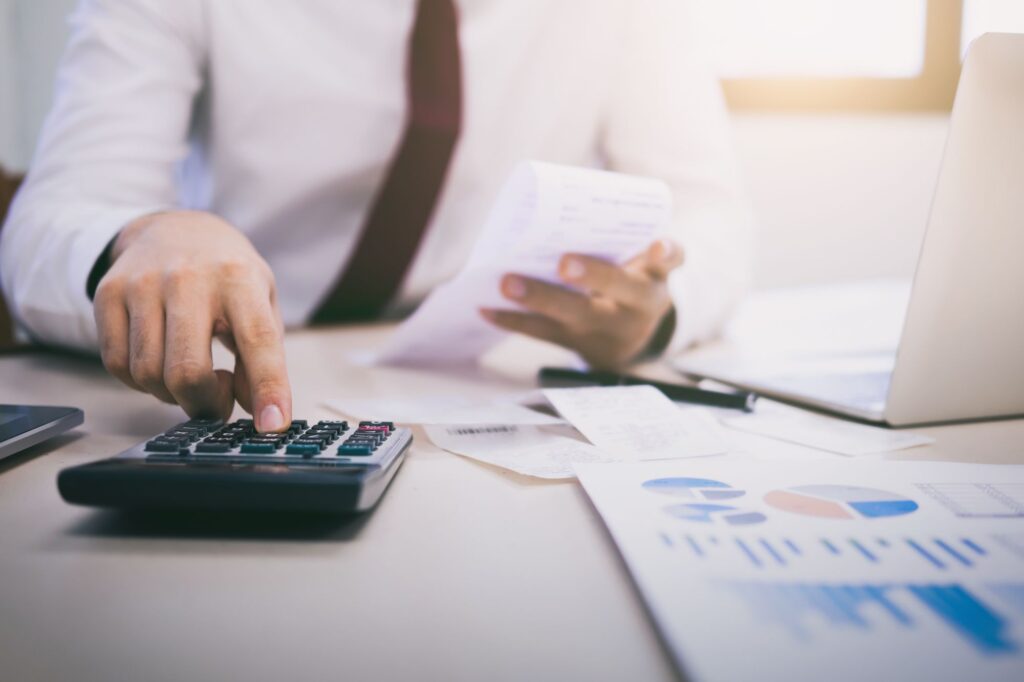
[849,539,878,563]
[685,534,703,556]
[736,538,762,568]
[907,539,946,570]
[668,532,999,572]
[963,538,987,556]
[723,581,1019,655]
[759,539,786,565]
[935,539,972,567]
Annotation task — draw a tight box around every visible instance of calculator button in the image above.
[145,440,182,453]
[338,443,375,456]
[285,443,322,456]
[291,438,326,449]
[350,433,384,444]
[247,436,287,445]
[152,436,190,448]
[359,421,393,432]
[195,442,232,453]
[165,431,201,443]
[346,437,381,447]
[240,443,278,454]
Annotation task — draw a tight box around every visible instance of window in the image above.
[703,0,1011,111]
[702,0,928,78]
[962,0,1024,55]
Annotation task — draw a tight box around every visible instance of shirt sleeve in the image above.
[0,0,205,351]
[600,0,756,353]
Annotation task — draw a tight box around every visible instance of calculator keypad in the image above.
[144,418,401,467]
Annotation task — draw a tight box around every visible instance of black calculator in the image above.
[58,418,411,513]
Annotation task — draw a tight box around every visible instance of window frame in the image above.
[721,0,963,111]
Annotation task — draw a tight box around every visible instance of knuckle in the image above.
[164,360,209,394]
[218,258,257,282]
[94,275,126,303]
[126,270,160,295]
[161,264,202,291]
[101,350,129,378]
[129,356,163,388]
[251,374,286,398]
[241,321,281,348]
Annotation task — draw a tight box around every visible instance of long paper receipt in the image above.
[377,161,672,366]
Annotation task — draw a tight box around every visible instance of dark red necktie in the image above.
[311,0,462,323]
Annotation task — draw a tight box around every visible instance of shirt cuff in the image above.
[63,206,163,349]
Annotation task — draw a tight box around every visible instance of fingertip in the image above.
[656,238,684,265]
[558,255,586,283]
[501,275,527,301]
[479,308,497,323]
[257,403,287,433]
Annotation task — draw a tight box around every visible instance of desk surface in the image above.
[2,326,1022,682]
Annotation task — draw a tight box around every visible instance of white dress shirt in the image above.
[0,0,754,354]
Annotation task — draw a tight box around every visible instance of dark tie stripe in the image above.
[311,0,462,323]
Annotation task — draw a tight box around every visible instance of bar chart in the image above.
[665,531,1008,572]
[720,580,1023,655]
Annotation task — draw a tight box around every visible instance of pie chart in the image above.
[663,503,767,526]
[764,485,919,520]
[642,477,746,501]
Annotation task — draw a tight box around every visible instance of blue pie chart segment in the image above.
[664,503,768,526]
[642,477,746,501]
[765,485,919,520]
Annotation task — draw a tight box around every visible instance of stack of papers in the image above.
[575,459,1024,682]
[330,385,729,479]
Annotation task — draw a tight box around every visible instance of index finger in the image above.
[223,284,292,433]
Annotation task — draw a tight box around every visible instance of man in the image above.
[0,0,753,433]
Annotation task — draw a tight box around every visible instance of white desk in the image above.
[1,325,1022,682]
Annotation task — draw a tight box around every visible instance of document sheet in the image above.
[418,386,728,479]
[575,459,1024,682]
[544,386,728,460]
[723,405,934,456]
[377,161,671,366]
[423,424,612,479]
[327,394,564,426]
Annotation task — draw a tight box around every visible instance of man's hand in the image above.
[481,239,684,368]
[93,210,292,432]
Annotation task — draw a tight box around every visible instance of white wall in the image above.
[0,0,76,170]
[0,1,950,291]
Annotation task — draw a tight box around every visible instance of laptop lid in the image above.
[885,33,1024,426]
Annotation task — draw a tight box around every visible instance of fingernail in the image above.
[562,258,586,281]
[259,404,285,432]
[504,276,526,300]
[655,238,675,260]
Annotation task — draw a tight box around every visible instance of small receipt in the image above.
[424,424,612,480]
[542,385,728,460]
[326,394,564,426]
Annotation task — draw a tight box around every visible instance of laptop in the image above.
[675,33,1024,428]
[0,405,83,461]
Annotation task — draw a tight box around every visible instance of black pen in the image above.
[538,366,757,412]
